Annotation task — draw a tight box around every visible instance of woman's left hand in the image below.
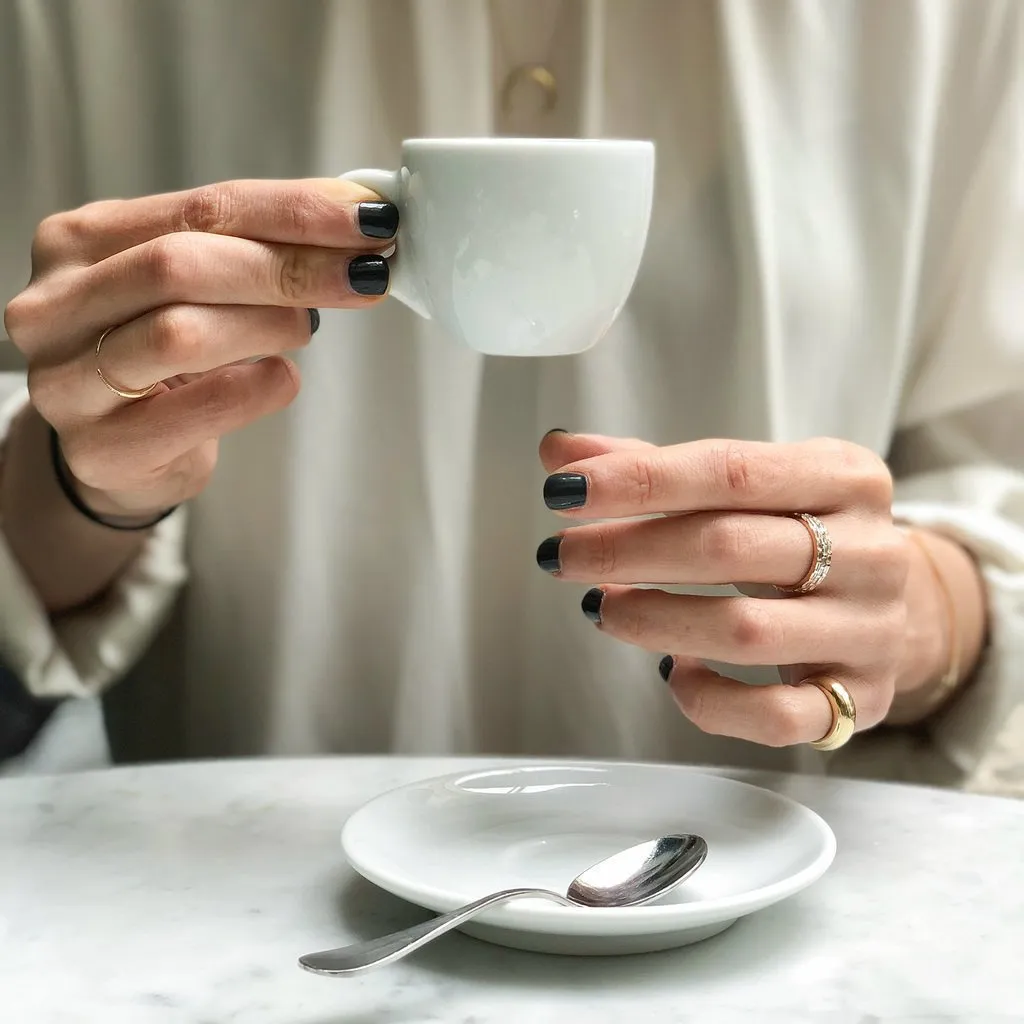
[536,430,958,747]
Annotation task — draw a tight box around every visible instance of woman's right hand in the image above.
[3,178,397,518]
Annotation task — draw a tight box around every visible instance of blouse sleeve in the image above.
[884,39,1024,793]
[0,384,189,700]
[890,397,1024,793]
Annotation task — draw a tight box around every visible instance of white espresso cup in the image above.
[341,138,654,357]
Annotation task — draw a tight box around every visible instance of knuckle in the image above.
[723,445,751,495]
[178,184,234,235]
[812,437,893,508]
[148,305,204,364]
[709,442,756,498]
[279,190,329,241]
[276,247,317,302]
[860,460,894,508]
[4,280,71,354]
[31,213,77,265]
[141,233,199,294]
[32,203,117,266]
[850,450,893,507]
[3,290,43,344]
[728,601,777,656]
[59,433,107,490]
[581,523,620,578]
[25,365,59,416]
[614,452,666,510]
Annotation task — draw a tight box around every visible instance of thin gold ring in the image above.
[806,677,856,751]
[775,512,832,594]
[500,63,558,113]
[95,326,158,400]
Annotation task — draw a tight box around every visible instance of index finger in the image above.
[48,179,398,265]
[542,438,893,517]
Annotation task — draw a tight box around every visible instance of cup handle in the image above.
[339,167,430,319]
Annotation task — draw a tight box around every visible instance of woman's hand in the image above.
[536,430,987,746]
[4,178,397,519]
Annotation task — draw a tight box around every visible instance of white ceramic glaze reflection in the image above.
[342,138,654,356]
[341,762,836,955]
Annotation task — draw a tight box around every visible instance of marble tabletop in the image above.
[1,757,1021,1023]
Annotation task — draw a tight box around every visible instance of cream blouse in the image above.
[1,0,1023,793]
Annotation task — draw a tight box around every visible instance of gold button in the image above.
[500,63,558,113]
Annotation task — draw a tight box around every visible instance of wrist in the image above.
[48,427,178,531]
[1,405,152,614]
[887,527,987,725]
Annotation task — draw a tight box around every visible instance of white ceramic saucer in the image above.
[341,762,836,955]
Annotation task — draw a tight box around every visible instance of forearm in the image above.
[887,528,988,726]
[1,403,146,615]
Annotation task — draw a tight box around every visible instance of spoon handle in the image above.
[299,887,573,975]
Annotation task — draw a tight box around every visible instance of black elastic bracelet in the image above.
[48,426,178,531]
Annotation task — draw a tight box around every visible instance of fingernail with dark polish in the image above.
[349,255,389,296]
[544,472,588,510]
[307,308,321,335]
[581,587,604,624]
[658,655,674,683]
[358,201,399,239]
[536,536,562,574]
[543,428,570,439]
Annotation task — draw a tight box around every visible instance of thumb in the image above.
[538,428,656,474]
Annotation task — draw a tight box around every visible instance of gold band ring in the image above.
[807,677,856,751]
[96,326,158,400]
[775,512,832,594]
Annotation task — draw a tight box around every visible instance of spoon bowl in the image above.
[299,834,707,975]
[568,834,708,908]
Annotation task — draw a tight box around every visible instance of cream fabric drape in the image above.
[1,1,1022,792]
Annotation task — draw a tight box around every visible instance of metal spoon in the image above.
[299,833,708,975]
